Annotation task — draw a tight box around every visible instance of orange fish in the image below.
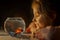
[15,27,23,34]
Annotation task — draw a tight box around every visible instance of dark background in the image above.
[0,0,60,30]
[0,0,33,30]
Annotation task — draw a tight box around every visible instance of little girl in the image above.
[26,0,56,40]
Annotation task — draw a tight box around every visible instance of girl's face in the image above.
[35,14,51,28]
[35,15,45,28]
[32,0,56,28]
[35,13,56,28]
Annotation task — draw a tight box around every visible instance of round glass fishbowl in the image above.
[4,17,26,38]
